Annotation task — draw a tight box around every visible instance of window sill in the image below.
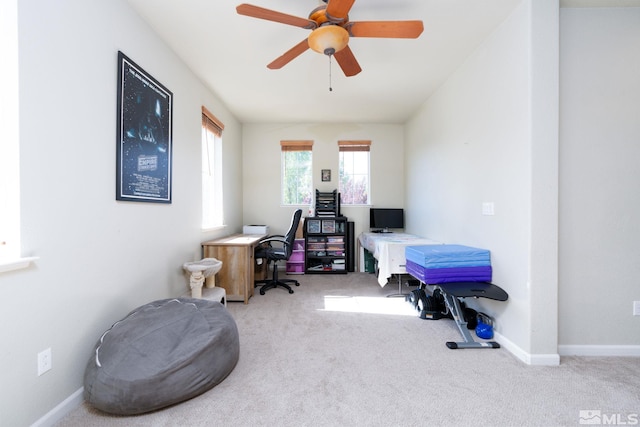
[0,256,39,274]
[201,225,227,233]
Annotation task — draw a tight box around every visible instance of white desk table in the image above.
[358,232,441,287]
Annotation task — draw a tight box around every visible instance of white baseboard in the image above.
[494,331,560,366]
[528,352,562,365]
[559,344,640,357]
[31,387,84,427]
[496,333,640,362]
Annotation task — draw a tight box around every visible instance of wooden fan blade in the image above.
[326,0,356,21]
[267,39,310,69]
[334,45,362,77]
[347,20,424,38]
[236,4,317,29]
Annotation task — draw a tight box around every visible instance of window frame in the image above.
[338,140,371,206]
[0,0,39,273]
[201,107,225,230]
[281,140,313,206]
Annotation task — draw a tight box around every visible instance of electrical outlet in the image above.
[37,348,52,376]
[634,301,640,316]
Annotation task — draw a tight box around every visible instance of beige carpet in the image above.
[59,273,640,426]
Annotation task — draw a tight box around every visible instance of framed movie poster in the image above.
[116,51,173,203]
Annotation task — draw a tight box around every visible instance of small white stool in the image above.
[182,258,226,306]
[198,286,227,307]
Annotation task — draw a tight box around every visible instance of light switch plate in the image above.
[482,202,495,216]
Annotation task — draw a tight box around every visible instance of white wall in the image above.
[559,7,640,348]
[0,0,243,425]
[405,1,560,359]
[242,123,405,242]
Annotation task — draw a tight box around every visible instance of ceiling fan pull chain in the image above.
[328,54,333,92]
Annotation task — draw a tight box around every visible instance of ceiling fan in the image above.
[236,0,424,77]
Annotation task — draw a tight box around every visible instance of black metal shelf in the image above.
[303,216,348,274]
[315,189,340,217]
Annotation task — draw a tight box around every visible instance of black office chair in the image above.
[254,209,303,295]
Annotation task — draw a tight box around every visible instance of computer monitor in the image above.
[369,208,404,233]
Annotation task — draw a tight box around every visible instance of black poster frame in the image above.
[116,51,173,203]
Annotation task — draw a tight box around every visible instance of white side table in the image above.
[182,258,225,306]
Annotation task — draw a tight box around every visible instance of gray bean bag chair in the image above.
[83,298,239,415]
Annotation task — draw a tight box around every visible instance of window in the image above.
[281,140,313,205]
[338,140,370,205]
[201,107,224,229]
[0,0,36,272]
[0,0,21,263]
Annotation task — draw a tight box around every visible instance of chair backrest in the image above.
[282,209,303,259]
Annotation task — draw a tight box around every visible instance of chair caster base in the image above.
[256,280,295,295]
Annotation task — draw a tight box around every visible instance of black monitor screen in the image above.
[370,208,404,232]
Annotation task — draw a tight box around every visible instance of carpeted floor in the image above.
[58,272,640,426]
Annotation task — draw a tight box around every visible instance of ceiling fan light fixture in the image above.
[308,25,349,56]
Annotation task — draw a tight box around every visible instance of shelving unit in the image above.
[286,239,305,274]
[315,189,340,217]
[304,216,348,274]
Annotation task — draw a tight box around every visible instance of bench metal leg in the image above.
[441,291,500,349]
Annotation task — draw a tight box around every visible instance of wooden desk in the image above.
[202,234,266,304]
